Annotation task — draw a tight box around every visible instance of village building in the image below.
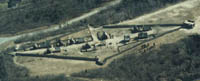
[124,34,130,42]
[97,31,108,41]
[74,38,85,44]
[80,43,91,52]
[137,32,148,39]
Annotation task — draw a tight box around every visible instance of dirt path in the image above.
[88,26,100,42]
[17,0,122,37]
[0,37,17,45]
[0,0,122,46]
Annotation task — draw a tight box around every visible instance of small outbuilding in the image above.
[142,26,152,31]
[34,41,51,49]
[74,38,85,44]
[124,34,130,42]
[182,20,195,29]
[80,43,91,52]
[97,31,108,41]
[131,26,152,33]
[137,32,148,39]
[47,47,61,53]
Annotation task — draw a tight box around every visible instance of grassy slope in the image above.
[14,0,185,43]
[72,34,200,81]
[85,0,185,26]
[0,0,105,35]
[0,54,86,81]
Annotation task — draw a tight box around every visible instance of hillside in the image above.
[0,0,107,35]
[0,0,185,36]
[0,0,194,81]
[13,0,186,43]
[72,34,200,81]
[84,0,185,26]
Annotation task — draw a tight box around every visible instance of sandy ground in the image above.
[116,0,200,37]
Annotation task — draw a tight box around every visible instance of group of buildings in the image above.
[14,20,195,55]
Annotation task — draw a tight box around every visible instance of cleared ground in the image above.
[13,0,200,79]
[14,56,98,76]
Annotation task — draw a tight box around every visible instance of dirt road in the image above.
[17,0,122,37]
[0,37,18,45]
[0,0,122,46]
